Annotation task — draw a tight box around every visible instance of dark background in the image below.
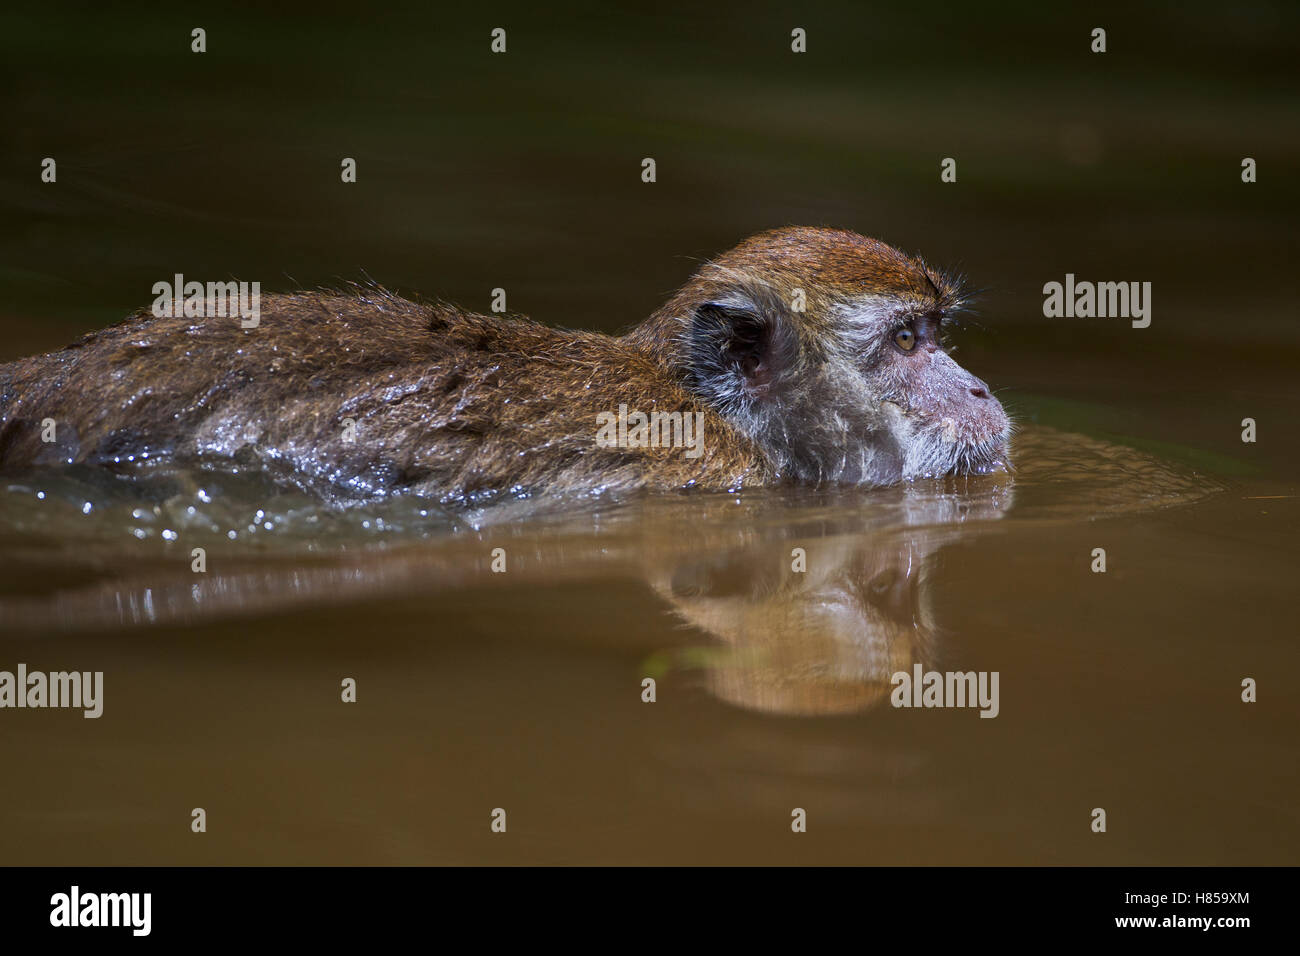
[2,1,1297,478]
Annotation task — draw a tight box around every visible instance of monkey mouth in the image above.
[951,445,1010,477]
[933,439,1009,478]
[904,421,1011,480]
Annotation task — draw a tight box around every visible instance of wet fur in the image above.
[0,227,1009,504]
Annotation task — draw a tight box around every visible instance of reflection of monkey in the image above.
[0,228,1009,502]
[651,538,926,716]
[645,490,1011,716]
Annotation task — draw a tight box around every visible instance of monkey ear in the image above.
[686,295,797,408]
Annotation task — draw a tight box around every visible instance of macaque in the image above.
[0,228,1009,503]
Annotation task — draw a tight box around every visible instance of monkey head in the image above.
[634,227,1011,485]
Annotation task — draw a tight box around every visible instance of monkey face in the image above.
[849,306,1011,481]
[673,228,1011,485]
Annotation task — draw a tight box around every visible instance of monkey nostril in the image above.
[969,386,989,399]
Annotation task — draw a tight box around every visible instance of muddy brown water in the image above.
[0,425,1294,865]
[1,1,1298,865]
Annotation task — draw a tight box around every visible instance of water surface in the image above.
[3,426,1292,865]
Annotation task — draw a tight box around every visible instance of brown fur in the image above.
[0,227,1008,504]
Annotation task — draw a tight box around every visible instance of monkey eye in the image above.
[892,326,917,352]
